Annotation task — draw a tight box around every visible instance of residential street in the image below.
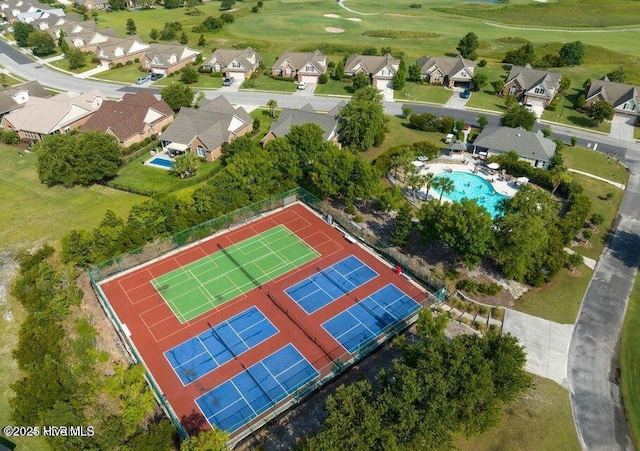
[1,38,639,450]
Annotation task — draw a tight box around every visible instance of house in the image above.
[74,0,109,10]
[159,96,252,162]
[0,81,49,117]
[15,6,64,23]
[344,53,399,92]
[416,54,475,88]
[271,50,327,83]
[1,88,104,141]
[1,0,53,23]
[64,28,116,52]
[201,47,261,81]
[585,77,640,118]
[472,126,557,169]
[80,90,174,147]
[503,64,562,109]
[261,102,345,147]
[96,36,150,67]
[448,140,467,159]
[141,43,202,76]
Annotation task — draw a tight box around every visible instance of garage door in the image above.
[529,99,546,118]
[228,71,246,81]
[299,74,318,84]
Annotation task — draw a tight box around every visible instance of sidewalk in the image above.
[567,168,626,190]
[564,247,596,270]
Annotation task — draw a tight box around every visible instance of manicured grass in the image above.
[314,78,354,97]
[110,151,222,195]
[240,75,298,93]
[517,266,593,324]
[365,115,446,161]
[249,108,276,142]
[620,273,640,449]
[562,146,629,185]
[0,72,27,87]
[466,89,506,113]
[541,89,611,134]
[394,82,452,104]
[94,63,148,83]
[48,56,95,74]
[635,126,640,141]
[154,73,223,88]
[456,376,580,451]
[569,173,624,261]
[0,145,144,249]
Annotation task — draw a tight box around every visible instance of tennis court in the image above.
[284,256,378,314]
[151,225,319,322]
[323,284,422,354]
[164,306,278,385]
[195,344,319,432]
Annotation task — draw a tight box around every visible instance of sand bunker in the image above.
[347,17,362,22]
[323,13,340,18]
[325,26,345,33]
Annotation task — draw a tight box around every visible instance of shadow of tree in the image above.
[181,410,207,436]
[566,115,596,129]
[607,229,640,269]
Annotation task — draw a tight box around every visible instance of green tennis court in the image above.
[151,225,319,322]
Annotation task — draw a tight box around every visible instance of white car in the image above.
[297,81,307,90]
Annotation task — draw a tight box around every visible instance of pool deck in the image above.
[410,156,520,201]
[144,151,174,170]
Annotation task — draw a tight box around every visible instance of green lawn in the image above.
[110,151,222,196]
[516,266,593,324]
[635,126,640,141]
[240,75,298,93]
[0,146,144,249]
[394,82,452,104]
[48,56,95,74]
[541,90,611,134]
[155,73,223,88]
[314,78,354,97]
[621,273,640,449]
[0,72,27,87]
[456,376,580,451]
[465,89,507,113]
[249,108,277,142]
[563,146,629,185]
[94,63,148,83]
[569,173,624,260]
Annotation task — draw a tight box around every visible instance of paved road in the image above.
[1,39,639,450]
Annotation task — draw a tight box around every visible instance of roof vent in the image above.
[516,133,521,137]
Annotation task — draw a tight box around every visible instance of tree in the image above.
[160,82,194,111]
[221,135,254,162]
[220,0,235,10]
[471,71,488,92]
[164,0,182,8]
[35,132,121,187]
[436,177,454,204]
[27,31,55,56]
[392,59,406,90]
[66,49,87,70]
[149,28,159,42]
[333,59,344,80]
[126,18,136,35]
[503,42,535,66]
[390,202,413,246]
[198,34,206,46]
[477,114,488,129]
[587,100,614,124]
[352,72,370,90]
[13,22,35,47]
[606,67,626,83]
[180,65,199,84]
[179,31,189,45]
[567,252,583,272]
[408,63,421,82]
[406,172,422,202]
[493,79,505,95]
[456,32,479,60]
[559,41,585,66]
[109,0,126,10]
[180,428,228,451]
[266,99,278,117]
[338,86,388,151]
[422,172,435,200]
[172,152,200,178]
[501,104,537,131]
[590,212,605,230]
[582,228,592,244]
[57,30,69,53]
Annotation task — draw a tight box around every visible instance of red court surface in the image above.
[97,203,428,439]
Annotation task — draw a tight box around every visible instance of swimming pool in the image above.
[149,157,174,169]
[431,171,509,218]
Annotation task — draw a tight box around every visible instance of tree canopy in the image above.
[338,86,388,151]
[587,100,614,124]
[456,32,480,60]
[501,104,537,131]
[160,82,195,111]
[559,41,585,66]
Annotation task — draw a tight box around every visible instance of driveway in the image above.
[293,83,317,97]
[610,114,636,142]
[217,78,243,93]
[502,309,574,386]
[443,87,470,110]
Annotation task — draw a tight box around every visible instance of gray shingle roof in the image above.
[0,81,49,115]
[344,53,399,76]
[203,47,261,72]
[586,78,640,108]
[266,105,341,141]
[505,65,561,99]
[272,50,326,73]
[473,126,556,162]
[416,54,475,78]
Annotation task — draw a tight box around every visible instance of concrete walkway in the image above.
[564,248,597,270]
[567,168,626,189]
[74,65,109,79]
[503,309,574,386]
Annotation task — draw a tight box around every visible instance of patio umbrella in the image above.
[487,162,500,170]
[516,176,529,184]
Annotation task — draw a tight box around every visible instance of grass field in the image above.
[456,376,580,451]
[241,75,298,93]
[620,273,640,449]
[516,266,593,324]
[394,82,453,104]
[0,145,145,250]
[364,115,446,161]
[94,63,148,83]
[569,173,624,261]
[155,73,223,88]
[563,146,629,185]
[314,79,354,97]
[48,56,94,74]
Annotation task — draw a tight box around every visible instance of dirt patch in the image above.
[325,26,345,33]
[323,13,340,18]
[0,251,18,323]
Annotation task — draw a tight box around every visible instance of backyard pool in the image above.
[431,171,509,218]
[148,157,174,169]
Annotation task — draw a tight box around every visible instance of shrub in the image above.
[571,136,578,146]
[318,73,329,84]
[477,59,487,67]
[251,6,258,12]
[220,13,234,23]
[134,58,140,63]
[125,60,133,65]
[2,130,19,144]
[115,62,123,68]
[410,3,422,8]
[129,142,141,152]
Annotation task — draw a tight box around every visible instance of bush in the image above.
[129,142,141,152]
[477,59,487,67]
[410,3,422,8]
[455,279,502,296]
[2,130,19,144]
[251,5,258,12]
[318,73,329,84]
[125,60,133,65]
[115,62,123,68]
[220,13,234,23]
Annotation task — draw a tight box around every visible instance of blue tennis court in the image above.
[285,255,378,314]
[196,344,319,432]
[164,306,278,385]
[323,284,421,354]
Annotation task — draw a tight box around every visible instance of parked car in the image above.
[460,88,471,99]
[136,76,148,85]
[149,73,163,81]
[297,81,308,90]
[222,77,235,86]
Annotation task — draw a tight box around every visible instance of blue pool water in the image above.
[149,157,173,168]
[432,171,509,218]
